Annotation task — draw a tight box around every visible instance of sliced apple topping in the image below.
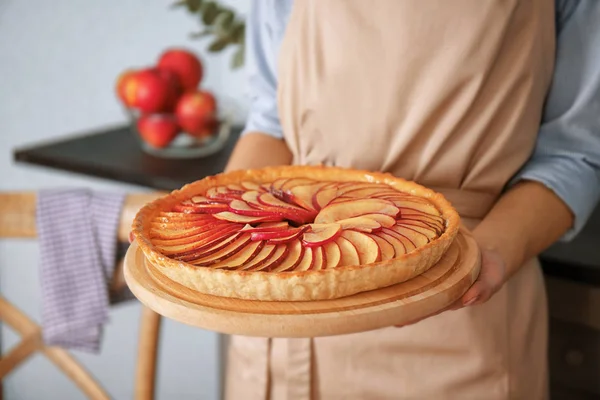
[314,198,399,224]
[340,230,381,264]
[151,177,447,271]
[302,223,342,247]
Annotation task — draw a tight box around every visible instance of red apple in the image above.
[129,68,180,113]
[136,114,179,148]
[157,48,203,91]
[115,69,137,107]
[175,90,218,137]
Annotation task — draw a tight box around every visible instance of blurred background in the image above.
[0,0,249,398]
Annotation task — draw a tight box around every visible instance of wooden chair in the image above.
[0,192,163,400]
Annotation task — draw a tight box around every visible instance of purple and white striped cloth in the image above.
[36,188,126,353]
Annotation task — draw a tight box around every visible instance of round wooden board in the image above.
[124,227,480,338]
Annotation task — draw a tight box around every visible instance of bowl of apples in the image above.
[116,48,231,159]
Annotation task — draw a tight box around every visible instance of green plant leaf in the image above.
[201,1,219,25]
[181,0,202,12]
[190,29,213,39]
[231,46,245,69]
[230,21,245,44]
[214,10,234,33]
[208,36,230,52]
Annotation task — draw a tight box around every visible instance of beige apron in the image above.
[226,1,556,399]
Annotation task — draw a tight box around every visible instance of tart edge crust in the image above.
[132,165,461,301]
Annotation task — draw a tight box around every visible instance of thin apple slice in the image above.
[236,244,276,271]
[335,236,361,267]
[270,178,291,192]
[314,199,399,224]
[302,223,342,247]
[362,214,396,228]
[335,182,390,196]
[338,187,395,198]
[213,212,282,224]
[311,246,325,270]
[393,200,441,216]
[337,216,382,232]
[152,225,239,246]
[400,213,445,232]
[155,211,216,221]
[240,181,262,191]
[168,231,243,259]
[340,230,381,264]
[226,184,245,192]
[322,241,341,269]
[229,200,276,217]
[370,233,396,260]
[374,231,407,256]
[189,234,253,266]
[173,202,229,214]
[257,193,306,211]
[280,178,316,192]
[382,228,417,253]
[291,246,314,271]
[252,226,307,242]
[151,217,226,230]
[209,240,264,269]
[241,190,264,207]
[391,225,431,247]
[270,240,305,272]
[252,244,289,271]
[150,225,215,240]
[240,222,289,233]
[397,220,440,238]
[286,183,327,211]
[313,185,338,210]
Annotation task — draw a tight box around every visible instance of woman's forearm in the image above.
[472,180,574,277]
[225,132,293,172]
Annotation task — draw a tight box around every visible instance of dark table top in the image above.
[13,124,600,285]
[14,124,242,192]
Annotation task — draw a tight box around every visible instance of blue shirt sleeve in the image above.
[509,0,600,241]
[241,0,292,139]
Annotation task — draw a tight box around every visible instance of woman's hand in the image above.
[394,246,507,327]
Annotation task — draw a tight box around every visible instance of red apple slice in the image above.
[257,192,306,211]
[291,246,314,271]
[338,187,395,198]
[213,212,282,224]
[287,183,326,211]
[241,190,264,207]
[151,225,239,247]
[270,178,291,192]
[400,213,445,232]
[382,228,417,253]
[375,231,407,256]
[240,181,262,191]
[168,231,243,259]
[229,199,275,217]
[337,216,382,232]
[392,200,441,216]
[210,240,264,269]
[335,182,390,196]
[226,184,245,192]
[322,241,341,269]
[270,240,305,272]
[280,178,316,192]
[173,202,229,214]
[370,233,396,260]
[340,230,381,264]
[188,233,253,266]
[361,214,396,228]
[252,244,289,271]
[302,223,342,247]
[397,220,439,238]
[239,222,289,233]
[335,236,360,267]
[391,225,431,246]
[313,185,338,210]
[252,226,307,242]
[314,199,399,224]
[237,244,277,271]
[311,246,325,270]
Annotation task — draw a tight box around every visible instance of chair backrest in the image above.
[0,192,163,240]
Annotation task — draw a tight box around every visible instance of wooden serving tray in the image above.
[124,227,480,337]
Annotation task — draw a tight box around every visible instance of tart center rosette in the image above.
[148,178,445,272]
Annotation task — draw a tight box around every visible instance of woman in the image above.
[223,1,600,399]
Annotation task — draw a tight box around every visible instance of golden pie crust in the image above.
[132,165,460,301]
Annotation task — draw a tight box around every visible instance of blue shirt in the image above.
[242,0,600,242]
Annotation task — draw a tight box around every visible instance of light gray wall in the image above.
[0,1,250,399]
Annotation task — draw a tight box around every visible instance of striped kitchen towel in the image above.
[36,188,126,353]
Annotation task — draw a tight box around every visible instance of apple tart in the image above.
[132,166,460,301]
